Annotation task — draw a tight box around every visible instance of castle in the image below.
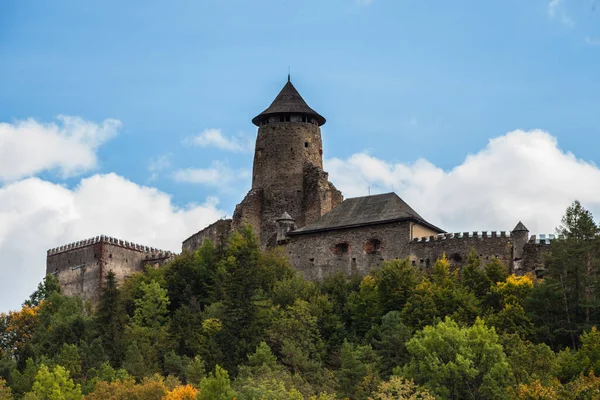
[46,77,552,302]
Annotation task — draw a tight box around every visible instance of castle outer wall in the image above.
[47,236,173,304]
[281,226,550,280]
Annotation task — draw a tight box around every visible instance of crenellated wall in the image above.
[408,231,514,270]
[46,235,175,304]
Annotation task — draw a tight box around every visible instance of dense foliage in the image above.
[2,201,600,399]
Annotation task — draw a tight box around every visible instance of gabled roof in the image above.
[252,78,326,126]
[290,192,445,235]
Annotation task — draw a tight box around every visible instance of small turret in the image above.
[276,212,296,244]
[511,221,529,272]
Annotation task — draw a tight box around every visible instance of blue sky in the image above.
[1,0,600,310]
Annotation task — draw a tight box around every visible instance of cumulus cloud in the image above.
[0,116,120,181]
[325,129,600,235]
[0,173,225,312]
[548,0,573,26]
[173,161,250,188]
[185,128,253,153]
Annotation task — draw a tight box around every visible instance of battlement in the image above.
[412,231,512,243]
[47,235,174,258]
[529,234,561,245]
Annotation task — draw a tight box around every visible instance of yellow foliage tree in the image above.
[162,384,198,400]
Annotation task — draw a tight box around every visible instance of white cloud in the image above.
[547,0,573,26]
[0,116,120,181]
[148,153,172,181]
[325,129,600,235]
[173,161,250,188]
[185,128,253,153]
[0,173,225,312]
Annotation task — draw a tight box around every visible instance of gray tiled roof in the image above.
[252,78,326,126]
[290,192,444,235]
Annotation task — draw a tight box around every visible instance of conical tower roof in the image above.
[512,221,529,232]
[252,77,326,126]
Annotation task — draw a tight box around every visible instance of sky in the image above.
[1,0,600,311]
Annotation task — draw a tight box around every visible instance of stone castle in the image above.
[46,77,552,302]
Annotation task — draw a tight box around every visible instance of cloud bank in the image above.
[0,116,120,181]
[0,173,225,312]
[326,129,600,235]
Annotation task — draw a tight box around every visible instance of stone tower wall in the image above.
[252,121,323,190]
[46,236,174,304]
[233,120,341,246]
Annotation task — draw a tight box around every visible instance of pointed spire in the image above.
[512,221,529,232]
[252,79,326,126]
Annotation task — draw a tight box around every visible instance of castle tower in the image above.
[232,77,342,246]
[511,221,529,272]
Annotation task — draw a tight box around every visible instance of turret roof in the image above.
[512,221,529,232]
[252,77,326,126]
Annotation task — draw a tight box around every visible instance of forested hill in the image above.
[3,201,600,399]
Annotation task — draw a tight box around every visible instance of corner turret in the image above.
[511,221,529,272]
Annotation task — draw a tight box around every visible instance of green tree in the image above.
[96,271,127,367]
[125,281,171,374]
[367,311,411,378]
[376,259,421,314]
[198,365,237,400]
[403,317,510,399]
[26,364,82,400]
[461,249,489,298]
[337,341,381,400]
[24,275,61,307]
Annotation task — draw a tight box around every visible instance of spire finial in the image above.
[288,66,290,82]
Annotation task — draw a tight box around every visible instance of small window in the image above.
[304,142,309,148]
[280,115,285,122]
[302,116,307,122]
[285,115,291,122]
[365,238,381,254]
[411,260,416,266]
[334,243,349,255]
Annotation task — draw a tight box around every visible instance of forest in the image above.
[2,201,600,399]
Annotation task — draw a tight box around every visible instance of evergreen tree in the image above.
[95,271,126,367]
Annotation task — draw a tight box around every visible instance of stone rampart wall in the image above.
[182,219,232,252]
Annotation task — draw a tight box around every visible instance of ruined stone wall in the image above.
[303,165,343,226]
[47,236,174,304]
[182,219,232,252]
[285,221,412,280]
